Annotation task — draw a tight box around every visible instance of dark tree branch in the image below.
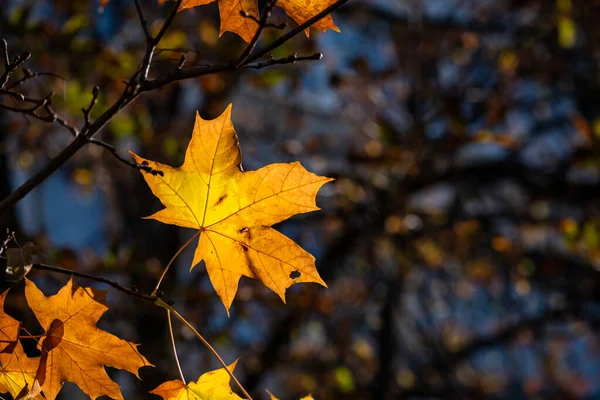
[245,0,349,64]
[81,86,100,131]
[154,0,183,46]
[0,88,24,101]
[236,0,280,67]
[244,52,322,69]
[0,92,80,136]
[34,262,157,302]
[1,39,9,69]
[6,70,64,90]
[0,231,14,258]
[0,41,30,89]
[133,0,153,44]
[87,138,162,174]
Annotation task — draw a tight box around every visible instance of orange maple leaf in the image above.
[130,104,331,312]
[0,341,40,399]
[24,278,152,400]
[151,361,242,400]
[178,0,340,42]
[0,290,19,353]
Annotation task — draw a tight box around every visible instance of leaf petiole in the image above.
[155,298,253,400]
[152,230,200,296]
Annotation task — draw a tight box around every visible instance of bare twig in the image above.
[87,138,161,174]
[0,93,80,136]
[154,0,183,45]
[1,39,9,68]
[6,70,65,90]
[0,88,24,101]
[82,86,100,131]
[19,261,157,302]
[236,0,280,67]
[0,50,31,88]
[239,11,286,30]
[244,52,322,69]
[133,0,153,44]
[246,0,349,63]
[0,230,15,258]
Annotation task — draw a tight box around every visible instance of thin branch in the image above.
[0,88,24,101]
[6,70,65,90]
[245,0,349,64]
[0,230,14,258]
[154,0,184,45]
[156,299,254,400]
[133,0,153,44]
[20,261,157,302]
[244,52,322,69]
[87,138,161,174]
[81,86,100,131]
[239,12,286,30]
[236,0,280,67]
[0,92,79,136]
[0,44,31,89]
[1,39,9,69]
[138,0,183,84]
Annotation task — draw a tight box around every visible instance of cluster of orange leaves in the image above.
[0,105,330,399]
[101,0,339,42]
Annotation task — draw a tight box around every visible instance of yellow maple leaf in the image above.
[0,290,20,353]
[0,341,40,399]
[178,0,339,42]
[24,278,152,400]
[151,361,242,400]
[130,104,331,312]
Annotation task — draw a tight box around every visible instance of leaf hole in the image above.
[290,270,301,279]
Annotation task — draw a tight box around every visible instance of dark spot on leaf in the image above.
[214,194,227,206]
[42,319,64,352]
[290,270,301,279]
[241,244,249,252]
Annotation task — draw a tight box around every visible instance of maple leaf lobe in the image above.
[131,104,332,312]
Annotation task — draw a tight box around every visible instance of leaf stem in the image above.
[167,310,186,385]
[152,230,200,296]
[156,299,253,400]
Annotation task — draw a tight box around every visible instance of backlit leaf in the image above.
[25,278,152,400]
[150,361,242,400]
[130,104,331,312]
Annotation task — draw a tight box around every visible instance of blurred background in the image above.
[2,0,600,399]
